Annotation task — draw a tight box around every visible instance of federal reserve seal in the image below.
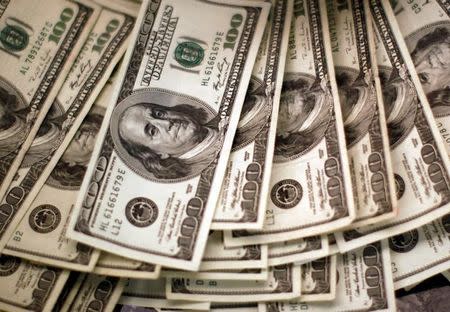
[175,41,204,68]
[125,197,158,227]
[389,230,419,253]
[29,205,61,234]
[271,179,303,209]
[0,255,20,276]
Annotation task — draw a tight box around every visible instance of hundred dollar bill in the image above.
[388,212,450,290]
[335,0,450,252]
[62,274,125,312]
[119,278,211,311]
[326,0,397,227]
[0,254,69,312]
[268,235,329,266]
[94,252,161,279]
[260,241,396,312]
[52,272,84,312]
[162,267,269,281]
[67,0,270,271]
[299,255,336,302]
[0,1,137,254]
[167,264,301,302]
[390,0,450,155]
[2,68,134,272]
[225,0,355,247]
[211,0,293,230]
[0,0,99,202]
[199,231,268,270]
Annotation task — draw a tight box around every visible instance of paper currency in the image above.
[326,0,396,227]
[0,0,137,255]
[300,256,336,302]
[2,61,127,270]
[199,231,268,270]
[336,0,450,253]
[93,252,161,279]
[67,0,270,271]
[52,272,84,312]
[119,278,211,311]
[0,0,99,202]
[389,212,450,290]
[211,0,293,230]
[162,268,269,281]
[225,0,355,247]
[390,0,450,155]
[261,241,396,311]
[268,235,329,266]
[167,264,301,302]
[61,274,125,312]
[0,255,69,312]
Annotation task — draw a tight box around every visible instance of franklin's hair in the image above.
[412,27,450,116]
[119,103,209,180]
[411,27,450,61]
[50,113,103,188]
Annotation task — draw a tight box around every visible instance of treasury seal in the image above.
[271,179,303,209]
[125,197,158,228]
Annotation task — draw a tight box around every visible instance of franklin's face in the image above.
[414,42,450,94]
[62,127,97,166]
[119,104,201,158]
[277,89,311,137]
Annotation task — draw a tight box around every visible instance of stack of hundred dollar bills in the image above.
[0,0,449,311]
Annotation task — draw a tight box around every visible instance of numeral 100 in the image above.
[49,8,74,44]
[223,14,243,50]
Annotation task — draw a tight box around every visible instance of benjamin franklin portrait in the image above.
[110,89,222,181]
[335,68,376,147]
[20,103,65,168]
[274,74,331,161]
[233,77,271,149]
[0,80,28,157]
[47,108,104,190]
[379,66,417,147]
[407,24,450,120]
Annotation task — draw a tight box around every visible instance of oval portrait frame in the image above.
[110,88,216,183]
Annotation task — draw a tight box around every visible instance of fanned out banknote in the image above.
[119,278,211,311]
[299,255,336,302]
[0,254,69,312]
[326,0,397,228]
[67,0,271,271]
[2,10,137,266]
[59,273,125,312]
[388,212,450,290]
[51,272,86,312]
[260,240,396,311]
[267,235,329,266]
[167,264,301,302]
[211,0,293,230]
[225,0,355,248]
[0,0,138,256]
[162,267,269,281]
[390,0,450,155]
[93,252,161,279]
[0,0,100,203]
[335,0,450,253]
